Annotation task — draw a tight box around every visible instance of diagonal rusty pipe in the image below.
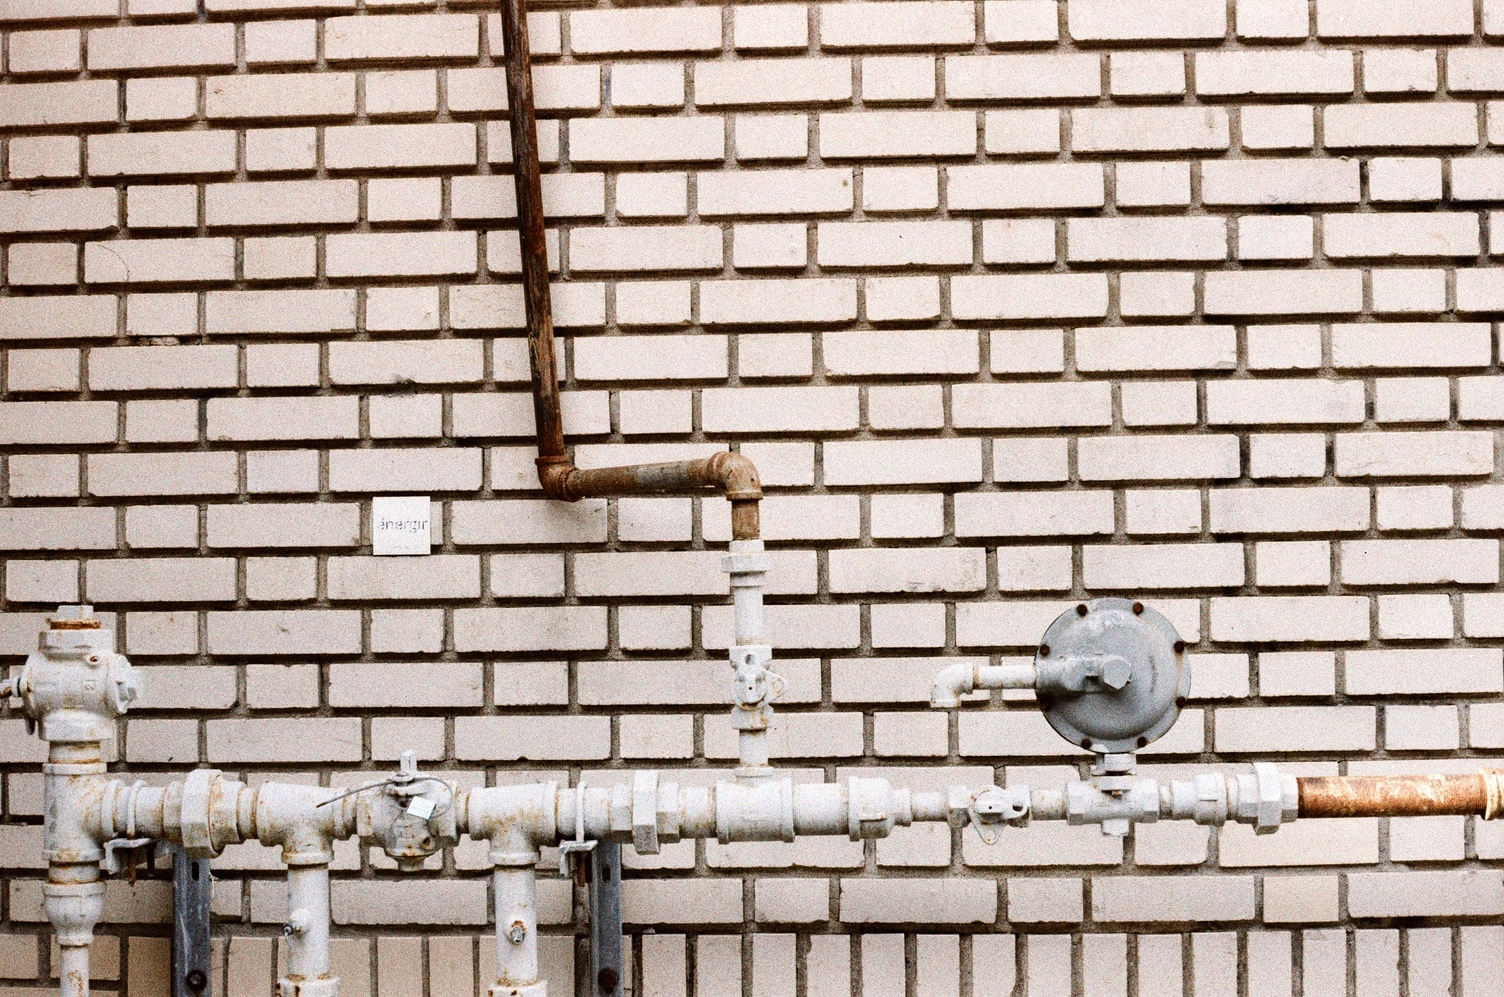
[497,0,762,541]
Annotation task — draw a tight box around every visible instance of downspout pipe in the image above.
[496,0,762,541]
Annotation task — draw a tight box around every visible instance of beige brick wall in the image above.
[3,0,1504,993]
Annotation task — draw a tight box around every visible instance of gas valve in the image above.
[7,606,142,743]
[356,751,458,871]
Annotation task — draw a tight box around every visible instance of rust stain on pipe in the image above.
[1297,772,1504,819]
[498,0,761,540]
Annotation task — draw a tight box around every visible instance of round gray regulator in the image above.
[1033,598,1189,754]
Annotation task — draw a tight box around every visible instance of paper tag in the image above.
[373,496,431,556]
[406,796,436,820]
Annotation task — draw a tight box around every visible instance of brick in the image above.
[1324,102,1478,148]
[1336,431,1494,477]
[453,607,605,652]
[90,345,237,392]
[0,188,115,234]
[700,386,858,433]
[1083,543,1244,590]
[569,7,722,54]
[696,58,851,106]
[1204,270,1363,316]
[89,452,238,496]
[9,135,81,180]
[1324,211,1478,258]
[1068,217,1225,263]
[1075,326,1236,372]
[89,132,237,177]
[325,123,474,170]
[203,717,360,762]
[1206,380,1364,426]
[1347,536,1497,587]
[0,79,115,127]
[1072,108,1229,153]
[0,508,114,550]
[206,289,355,335]
[947,54,1099,100]
[329,448,480,492]
[206,503,359,550]
[205,72,355,119]
[570,117,724,163]
[324,13,477,60]
[1318,0,1473,38]
[821,0,973,47]
[88,23,235,69]
[840,878,994,923]
[952,274,1107,321]
[206,609,360,655]
[948,164,1104,210]
[700,277,856,325]
[570,225,721,272]
[1210,597,1370,642]
[88,557,235,603]
[84,238,235,284]
[951,383,1110,429]
[735,6,808,51]
[1333,321,1489,368]
[0,400,115,445]
[1215,704,1374,750]
[206,181,357,230]
[1068,0,1224,41]
[698,168,852,217]
[1093,876,1251,922]
[1348,872,1504,918]
[817,220,970,267]
[824,439,981,485]
[1195,50,1353,95]
[1078,435,1238,481]
[819,111,976,158]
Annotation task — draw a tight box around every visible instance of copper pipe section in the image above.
[497,0,762,540]
[1297,771,1504,819]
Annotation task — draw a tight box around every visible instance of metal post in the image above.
[588,843,622,997]
[171,844,212,997]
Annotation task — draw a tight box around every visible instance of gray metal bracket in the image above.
[588,842,622,997]
[170,844,212,997]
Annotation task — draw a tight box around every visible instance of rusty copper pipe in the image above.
[497,0,761,540]
[1297,772,1504,819]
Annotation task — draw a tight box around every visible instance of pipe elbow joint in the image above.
[535,456,575,501]
[708,451,762,502]
[930,662,978,709]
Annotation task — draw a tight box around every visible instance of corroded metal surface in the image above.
[1297,772,1501,818]
[499,0,763,539]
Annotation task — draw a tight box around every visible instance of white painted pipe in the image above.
[56,942,91,997]
[493,866,540,989]
[283,863,332,983]
[725,539,767,645]
[930,661,1037,707]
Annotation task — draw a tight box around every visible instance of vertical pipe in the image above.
[282,863,332,982]
[493,866,540,987]
[497,0,565,467]
[727,539,767,645]
[43,742,106,997]
[57,942,91,997]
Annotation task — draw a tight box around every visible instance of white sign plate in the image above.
[372,496,431,556]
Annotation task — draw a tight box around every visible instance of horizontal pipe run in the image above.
[539,453,763,540]
[1297,772,1504,819]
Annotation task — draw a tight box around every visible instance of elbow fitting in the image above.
[535,455,573,500]
[931,662,979,708]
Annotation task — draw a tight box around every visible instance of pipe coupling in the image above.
[180,769,246,859]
